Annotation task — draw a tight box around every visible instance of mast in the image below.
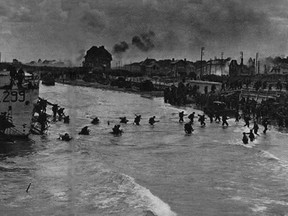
[200,47,204,79]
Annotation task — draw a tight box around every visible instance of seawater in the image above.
[1,83,288,215]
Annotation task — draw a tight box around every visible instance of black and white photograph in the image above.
[1,0,288,215]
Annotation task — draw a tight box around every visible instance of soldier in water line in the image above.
[149,116,159,125]
[91,117,100,124]
[214,111,221,123]
[263,118,269,134]
[57,108,65,121]
[120,117,129,124]
[179,111,187,123]
[184,122,194,134]
[52,104,58,119]
[243,115,251,128]
[188,112,195,123]
[63,115,70,124]
[235,110,241,122]
[79,126,90,135]
[222,115,229,127]
[198,114,206,126]
[112,125,123,135]
[253,121,259,135]
[242,132,248,144]
[248,129,255,142]
[59,133,72,141]
[134,115,142,125]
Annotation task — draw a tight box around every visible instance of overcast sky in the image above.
[0,0,287,66]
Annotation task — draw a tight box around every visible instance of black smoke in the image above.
[8,0,287,64]
[113,41,129,54]
[132,31,155,52]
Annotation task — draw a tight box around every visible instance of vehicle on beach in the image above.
[41,72,55,86]
[0,69,40,140]
[204,101,236,116]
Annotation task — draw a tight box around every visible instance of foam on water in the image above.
[231,196,268,214]
[258,150,280,161]
[251,204,267,213]
[260,198,288,206]
[227,138,255,148]
[256,150,288,171]
[121,174,177,216]
[231,194,288,214]
[233,126,252,133]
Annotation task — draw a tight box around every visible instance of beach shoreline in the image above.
[56,79,164,97]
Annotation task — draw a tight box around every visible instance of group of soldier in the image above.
[33,98,70,134]
[35,96,271,145]
[179,110,270,145]
[58,109,269,145]
[58,114,162,141]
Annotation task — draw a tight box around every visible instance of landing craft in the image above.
[0,69,39,140]
[41,72,55,86]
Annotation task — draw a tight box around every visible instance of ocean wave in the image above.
[120,174,177,216]
[81,169,177,216]
[0,162,31,173]
[227,138,255,148]
[250,204,267,213]
[257,150,280,162]
[231,196,268,214]
[231,195,288,214]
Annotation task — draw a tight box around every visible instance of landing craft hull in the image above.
[0,70,39,138]
[0,88,39,136]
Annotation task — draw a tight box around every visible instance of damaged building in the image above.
[82,46,112,70]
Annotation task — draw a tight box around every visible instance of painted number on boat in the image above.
[2,90,25,103]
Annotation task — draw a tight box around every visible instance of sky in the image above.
[0,0,288,66]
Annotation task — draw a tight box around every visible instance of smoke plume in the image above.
[132,31,155,52]
[1,0,288,64]
[113,41,129,54]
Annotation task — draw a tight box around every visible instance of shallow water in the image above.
[1,83,288,216]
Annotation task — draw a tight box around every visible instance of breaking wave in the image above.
[120,174,177,216]
[257,150,280,162]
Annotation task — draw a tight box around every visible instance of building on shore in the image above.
[140,58,160,75]
[171,59,195,77]
[82,46,112,70]
[229,58,255,77]
[123,58,195,77]
[269,64,288,75]
[123,62,142,73]
[194,58,231,77]
[206,58,230,76]
[186,80,222,94]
